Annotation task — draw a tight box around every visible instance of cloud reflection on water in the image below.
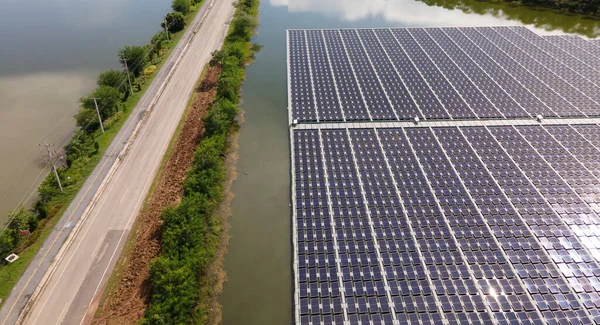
[270,0,600,37]
[271,0,513,27]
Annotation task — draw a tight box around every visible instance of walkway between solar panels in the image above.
[290,117,600,130]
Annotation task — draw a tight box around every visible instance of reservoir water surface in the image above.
[220,0,600,324]
[0,0,171,223]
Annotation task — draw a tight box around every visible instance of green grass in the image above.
[0,1,206,309]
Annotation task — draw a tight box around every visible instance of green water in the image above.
[219,1,600,324]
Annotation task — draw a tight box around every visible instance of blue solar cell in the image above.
[290,27,600,325]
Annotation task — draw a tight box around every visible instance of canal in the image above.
[220,0,600,324]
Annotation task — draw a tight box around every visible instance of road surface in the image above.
[0,0,236,323]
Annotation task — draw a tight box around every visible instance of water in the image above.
[0,0,171,224]
[220,0,599,324]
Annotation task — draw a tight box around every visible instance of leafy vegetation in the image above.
[479,0,600,16]
[0,0,205,305]
[143,0,260,324]
[97,69,128,93]
[172,0,191,15]
[118,45,147,78]
[80,86,121,120]
[0,208,35,259]
[418,0,600,38]
[163,12,186,34]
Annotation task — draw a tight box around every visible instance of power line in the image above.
[122,57,134,95]
[39,140,62,193]
[164,19,171,41]
[0,27,171,232]
[90,97,105,134]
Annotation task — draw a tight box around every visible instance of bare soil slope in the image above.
[92,66,221,324]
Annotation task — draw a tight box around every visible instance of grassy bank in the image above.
[0,0,206,307]
[143,0,260,324]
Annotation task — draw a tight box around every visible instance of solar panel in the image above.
[288,27,600,325]
[288,27,600,122]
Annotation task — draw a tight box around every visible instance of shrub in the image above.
[145,257,198,324]
[151,31,169,56]
[144,65,157,76]
[226,12,258,42]
[0,231,15,258]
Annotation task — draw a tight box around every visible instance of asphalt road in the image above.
[0,0,236,324]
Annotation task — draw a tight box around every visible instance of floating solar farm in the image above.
[287,26,600,325]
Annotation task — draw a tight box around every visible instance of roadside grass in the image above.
[93,63,210,318]
[0,2,205,309]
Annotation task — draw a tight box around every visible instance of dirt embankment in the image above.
[92,66,221,324]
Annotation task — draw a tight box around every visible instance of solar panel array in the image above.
[288,27,600,122]
[287,27,600,325]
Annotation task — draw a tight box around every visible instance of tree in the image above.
[97,70,128,93]
[162,12,185,34]
[34,200,48,220]
[171,0,190,14]
[75,108,100,133]
[118,45,147,78]
[80,86,120,120]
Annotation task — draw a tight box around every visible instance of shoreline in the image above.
[0,0,214,318]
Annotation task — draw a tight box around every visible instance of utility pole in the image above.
[40,140,63,192]
[91,97,105,134]
[164,19,170,40]
[122,57,134,94]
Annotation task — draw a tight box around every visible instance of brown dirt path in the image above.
[91,66,221,325]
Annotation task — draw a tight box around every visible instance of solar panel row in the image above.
[288,26,600,325]
[288,27,600,122]
[543,36,600,75]
[293,124,600,325]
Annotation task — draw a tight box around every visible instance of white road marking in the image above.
[120,187,130,205]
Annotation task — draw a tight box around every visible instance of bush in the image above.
[203,99,238,137]
[0,208,36,257]
[65,130,90,161]
[38,174,62,203]
[144,65,157,76]
[151,31,169,56]
[103,111,124,130]
[145,257,198,324]
[227,12,258,42]
[171,0,190,14]
[162,12,186,34]
[0,231,15,258]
